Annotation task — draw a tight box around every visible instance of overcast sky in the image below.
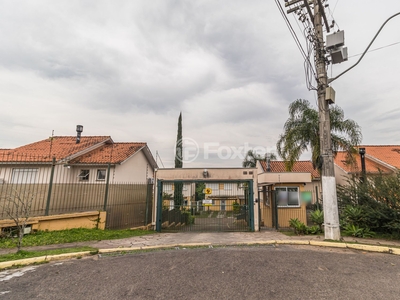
[1,0,399,167]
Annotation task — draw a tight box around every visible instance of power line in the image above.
[274,0,318,90]
[347,41,400,59]
[274,0,308,62]
[332,0,339,13]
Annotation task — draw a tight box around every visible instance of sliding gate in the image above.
[156,180,254,232]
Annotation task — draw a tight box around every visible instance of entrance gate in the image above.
[156,180,254,232]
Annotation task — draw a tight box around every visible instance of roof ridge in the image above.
[113,142,147,144]
[359,145,400,147]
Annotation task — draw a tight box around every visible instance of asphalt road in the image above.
[1,245,400,299]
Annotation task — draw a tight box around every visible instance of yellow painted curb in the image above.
[0,251,92,270]
[276,240,310,245]
[243,241,277,245]
[142,244,179,250]
[99,243,213,254]
[389,248,400,255]
[310,241,347,248]
[100,247,142,253]
[177,243,212,247]
[346,244,390,253]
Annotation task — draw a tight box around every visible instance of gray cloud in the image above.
[1,0,400,166]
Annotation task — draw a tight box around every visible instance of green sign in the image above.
[301,191,312,204]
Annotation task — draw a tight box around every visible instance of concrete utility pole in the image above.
[313,0,340,240]
[284,0,340,240]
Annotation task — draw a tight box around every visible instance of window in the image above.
[11,168,38,184]
[224,183,233,190]
[97,169,106,181]
[207,183,219,191]
[78,170,90,181]
[276,187,300,207]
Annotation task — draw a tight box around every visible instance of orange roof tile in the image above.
[69,142,146,164]
[334,146,398,174]
[260,160,320,178]
[0,136,112,162]
[361,145,400,169]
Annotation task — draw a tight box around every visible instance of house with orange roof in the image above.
[0,135,157,185]
[334,145,400,185]
[256,160,321,228]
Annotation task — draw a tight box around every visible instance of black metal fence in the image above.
[0,153,153,229]
[158,181,253,232]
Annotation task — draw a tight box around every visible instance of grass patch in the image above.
[278,230,297,237]
[0,228,154,249]
[0,246,97,262]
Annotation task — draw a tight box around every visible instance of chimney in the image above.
[76,125,83,144]
[265,153,271,172]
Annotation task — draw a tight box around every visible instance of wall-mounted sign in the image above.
[202,199,212,206]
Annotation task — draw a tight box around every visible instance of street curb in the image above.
[2,240,400,269]
[0,251,92,270]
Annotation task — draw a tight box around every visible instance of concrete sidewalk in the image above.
[2,230,400,255]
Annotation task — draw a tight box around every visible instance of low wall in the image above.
[277,206,307,228]
[0,211,107,232]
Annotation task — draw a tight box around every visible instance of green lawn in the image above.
[0,228,154,249]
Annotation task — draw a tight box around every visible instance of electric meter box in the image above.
[326,30,345,50]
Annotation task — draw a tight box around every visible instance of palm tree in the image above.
[242,150,277,168]
[276,99,362,171]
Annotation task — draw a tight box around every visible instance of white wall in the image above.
[113,150,154,183]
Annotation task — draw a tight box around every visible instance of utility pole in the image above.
[313,0,340,240]
[284,0,340,240]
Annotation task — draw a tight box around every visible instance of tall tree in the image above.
[242,150,277,168]
[175,112,183,169]
[174,112,183,206]
[276,99,362,171]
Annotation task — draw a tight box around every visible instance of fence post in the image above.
[103,163,111,211]
[248,180,255,232]
[156,180,163,232]
[274,192,279,230]
[145,179,153,226]
[45,157,56,216]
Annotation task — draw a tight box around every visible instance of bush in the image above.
[289,218,323,235]
[337,171,400,237]
[232,201,240,214]
[310,209,324,231]
[343,224,375,238]
[306,225,322,235]
[289,218,308,235]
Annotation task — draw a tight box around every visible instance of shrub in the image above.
[232,201,240,214]
[310,209,324,231]
[306,225,322,234]
[289,218,307,235]
[343,224,375,238]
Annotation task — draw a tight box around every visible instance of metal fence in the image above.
[0,153,153,229]
[157,180,253,232]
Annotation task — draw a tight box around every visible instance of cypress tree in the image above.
[174,112,183,206]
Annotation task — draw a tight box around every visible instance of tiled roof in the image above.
[334,146,400,174]
[260,160,320,179]
[0,136,112,162]
[361,145,400,169]
[1,136,156,168]
[69,142,146,164]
